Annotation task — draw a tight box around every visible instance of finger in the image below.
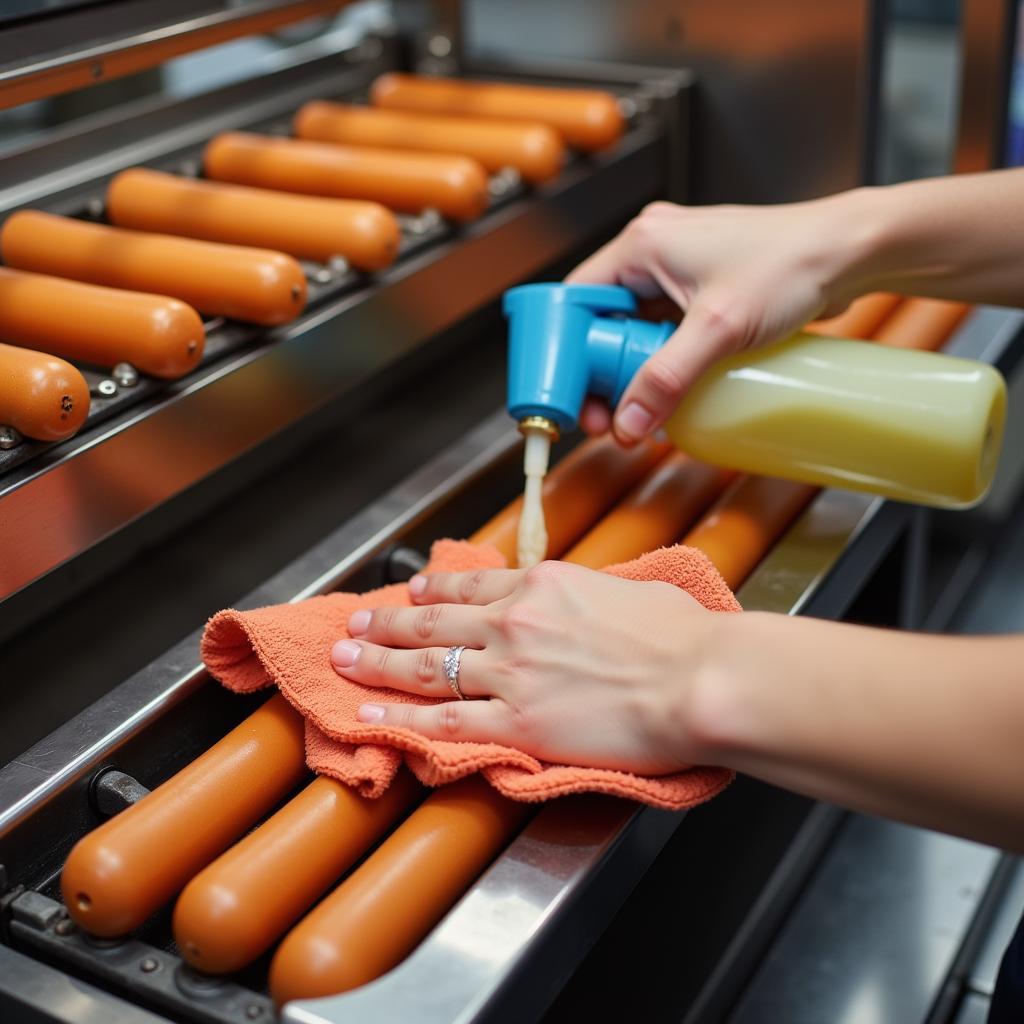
[346,602,489,648]
[579,397,612,436]
[408,567,522,606]
[564,234,663,298]
[356,697,513,744]
[613,298,745,443]
[331,641,492,699]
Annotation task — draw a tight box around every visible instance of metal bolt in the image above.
[0,425,23,450]
[140,957,159,973]
[86,197,105,219]
[54,917,76,936]
[427,34,452,58]
[328,255,350,276]
[179,160,201,179]
[313,267,333,285]
[112,362,138,387]
[245,1006,263,1020]
[92,379,118,398]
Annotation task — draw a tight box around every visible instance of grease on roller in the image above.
[517,428,552,568]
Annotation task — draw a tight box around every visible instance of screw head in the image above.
[112,362,139,387]
[427,34,452,58]
[92,379,118,398]
[54,917,76,936]
[86,197,105,219]
[0,425,23,450]
[245,1006,263,1019]
[313,267,333,285]
[140,957,159,973]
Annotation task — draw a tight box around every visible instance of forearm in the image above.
[827,169,1024,309]
[691,613,1024,851]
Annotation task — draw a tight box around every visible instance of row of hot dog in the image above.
[0,74,625,446]
[55,290,970,1010]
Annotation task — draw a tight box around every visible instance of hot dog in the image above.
[0,342,89,441]
[106,168,400,270]
[871,297,971,349]
[370,73,625,152]
[61,694,307,937]
[203,132,489,222]
[268,776,531,1004]
[471,435,669,564]
[172,772,422,975]
[564,455,734,567]
[1,211,307,327]
[806,292,901,339]
[294,101,565,183]
[682,476,818,591]
[0,267,203,378]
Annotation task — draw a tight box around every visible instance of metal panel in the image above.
[727,815,1001,1024]
[464,0,879,201]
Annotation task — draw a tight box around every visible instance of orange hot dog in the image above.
[681,476,818,591]
[471,435,669,564]
[0,342,89,441]
[564,455,735,567]
[61,695,307,937]
[806,292,901,339]
[203,132,489,222]
[1,211,307,327]
[871,297,971,350]
[0,266,203,378]
[294,101,565,183]
[173,772,422,974]
[268,776,531,1004]
[371,73,625,152]
[107,168,399,270]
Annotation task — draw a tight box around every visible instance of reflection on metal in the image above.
[954,0,1018,173]
[728,815,1000,1024]
[737,489,883,615]
[0,0,353,112]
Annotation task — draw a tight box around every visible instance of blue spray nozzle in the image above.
[504,283,674,432]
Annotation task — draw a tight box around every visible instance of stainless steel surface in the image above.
[727,815,1001,1024]
[0,0,352,111]
[954,993,992,1024]
[0,943,172,1024]
[967,862,1024,997]
[112,363,139,388]
[465,0,878,201]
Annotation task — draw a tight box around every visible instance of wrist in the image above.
[811,185,898,308]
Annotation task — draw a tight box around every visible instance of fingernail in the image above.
[358,703,386,723]
[331,640,361,667]
[348,609,371,635]
[408,574,427,598]
[617,402,654,439]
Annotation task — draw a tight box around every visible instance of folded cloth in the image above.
[202,540,738,811]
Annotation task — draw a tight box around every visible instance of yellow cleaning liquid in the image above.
[664,332,1006,508]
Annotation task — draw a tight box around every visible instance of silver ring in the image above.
[442,645,467,700]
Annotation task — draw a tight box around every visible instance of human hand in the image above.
[330,561,722,775]
[569,194,869,442]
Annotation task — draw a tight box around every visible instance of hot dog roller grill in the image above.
[2,2,1024,1022]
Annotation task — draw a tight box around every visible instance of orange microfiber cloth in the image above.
[202,540,738,811]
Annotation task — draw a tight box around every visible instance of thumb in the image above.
[613,301,744,444]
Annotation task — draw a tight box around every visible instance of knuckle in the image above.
[459,570,484,602]
[641,357,687,402]
[499,602,542,639]
[393,705,417,731]
[414,603,443,640]
[523,559,563,588]
[415,647,437,684]
[374,606,397,636]
[438,702,463,736]
[505,700,536,735]
[373,646,391,681]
